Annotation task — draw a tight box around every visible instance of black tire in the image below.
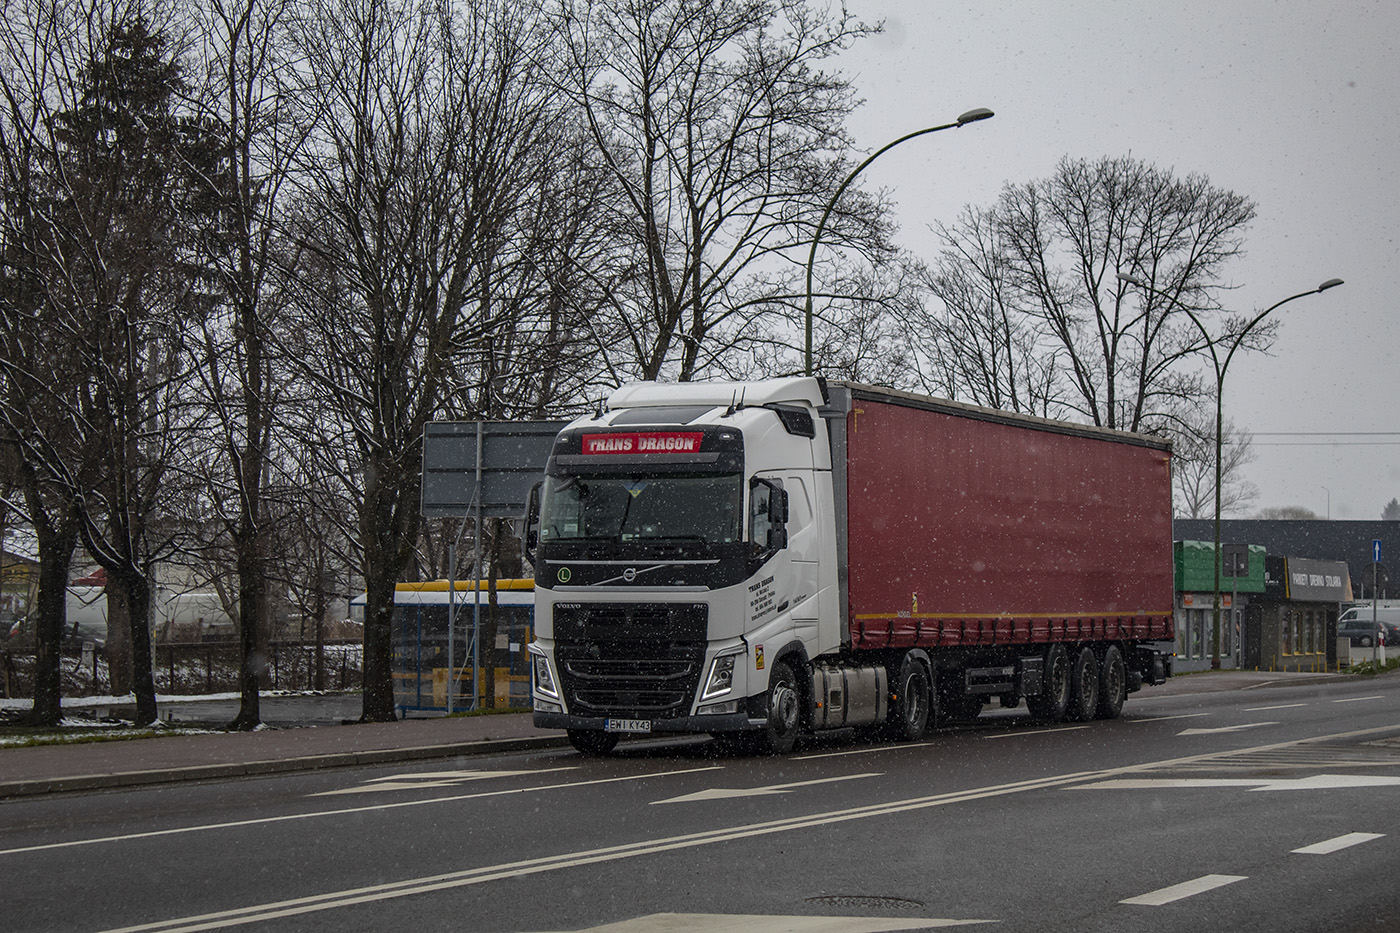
[1097,645,1127,720]
[1067,646,1099,722]
[567,729,618,755]
[758,659,803,755]
[887,655,932,741]
[1360,635,1373,648]
[1027,644,1070,723]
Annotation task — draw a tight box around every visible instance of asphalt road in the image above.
[7,676,1400,933]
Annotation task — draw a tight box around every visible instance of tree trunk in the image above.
[105,590,132,697]
[120,571,159,726]
[25,499,78,727]
[227,538,264,731]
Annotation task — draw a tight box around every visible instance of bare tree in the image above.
[1171,414,1258,519]
[553,0,885,381]
[0,0,212,723]
[281,0,566,721]
[183,0,305,730]
[930,155,1259,433]
[1256,506,1320,520]
[904,207,1061,414]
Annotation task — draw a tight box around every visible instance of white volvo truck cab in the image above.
[525,378,839,754]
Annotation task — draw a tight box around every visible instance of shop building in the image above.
[1173,540,1265,672]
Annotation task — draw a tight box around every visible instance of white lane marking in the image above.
[652,773,880,804]
[1179,722,1278,735]
[794,743,934,760]
[0,767,724,858]
[1072,778,1266,791]
[1243,703,1307,712]
[1292,832,1385,855]
[92,724,1400,933]
[1131,713,1211,723]
[1334,695,1385,703]
[1121,874,1246,906]
[314,768,570,796]
[1073,774,1400,792]
[532,913,992,931]
[983,725,1088,740]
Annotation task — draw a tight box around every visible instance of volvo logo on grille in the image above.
[622,567,637,582]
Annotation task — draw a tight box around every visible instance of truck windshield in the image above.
[539,473,743,545]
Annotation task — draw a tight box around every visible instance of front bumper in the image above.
[535,690,769,734]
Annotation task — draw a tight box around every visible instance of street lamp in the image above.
[1118,272,1344,669]
[804,108,994,376]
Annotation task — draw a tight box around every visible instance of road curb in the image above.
[0,734,571,800]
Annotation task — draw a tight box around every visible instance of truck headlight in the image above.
[702,652,738,700]
[531,648,559,699]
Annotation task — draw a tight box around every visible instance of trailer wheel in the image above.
[567,729,619,756]
[1097,645,1127,719]
[1028,645,1070,722]
[758,659,803,754]
[887,656,932,741]
[1067,647,1099,722]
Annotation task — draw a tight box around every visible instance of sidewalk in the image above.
[0,669,1348,800]
[0,707,568,799]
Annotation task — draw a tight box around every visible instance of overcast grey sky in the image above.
[835,1,1398,520]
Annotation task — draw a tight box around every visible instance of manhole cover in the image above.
[804,895,926,910]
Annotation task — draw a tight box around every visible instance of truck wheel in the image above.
[567,729,619,755]
[887,656,932,741]
[1027,645,1070,722]
[1097,645,1127,719]
[759,659,803,754]
[1067,647,1099,722]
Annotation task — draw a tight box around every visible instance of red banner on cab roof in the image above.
[582,432,703,455]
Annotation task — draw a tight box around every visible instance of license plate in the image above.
[605,718,652,733]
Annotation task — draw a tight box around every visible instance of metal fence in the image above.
[1,640,363,698]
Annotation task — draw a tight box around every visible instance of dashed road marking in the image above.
[1120,874,1246,906]
[1243,703,1307,712]
[794,743,934,760]
[1334,695,1384,704]
[983,725,1088,740]
[1179,722,1277,735]
[313,768,572,796]
[652,773,880,804]
[1130,713,1211,723]
[1292,832,1385,854]
[530,913,993,931]
[1072,774,1400,792]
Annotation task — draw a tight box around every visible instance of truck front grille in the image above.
[553,603,707,719]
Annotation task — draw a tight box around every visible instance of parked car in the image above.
[1338,618,1400,648]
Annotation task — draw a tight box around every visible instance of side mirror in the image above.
[522,481,542,567]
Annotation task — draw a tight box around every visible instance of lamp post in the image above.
[1118,272,1344,669]
[804,108,994,376]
